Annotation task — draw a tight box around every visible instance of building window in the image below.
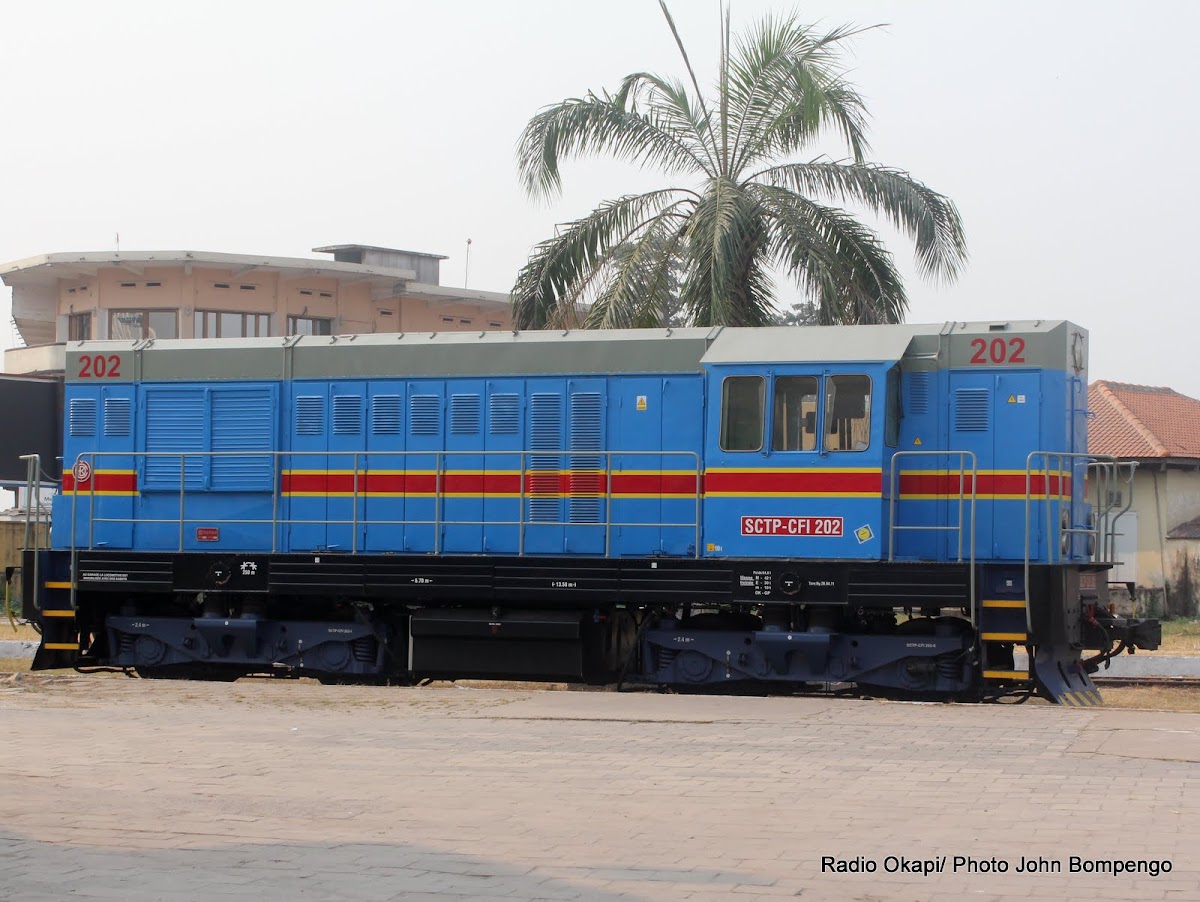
[719,376,765,452]
[195,310,270,338]
[287,316,332,336]
[109,310,177,340]
[825,374,872,452]
[772,376,819,451]
[68,312,92,341]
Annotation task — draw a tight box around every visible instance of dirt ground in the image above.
[2,674,1199,901]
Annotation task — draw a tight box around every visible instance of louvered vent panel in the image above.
[450,394,481,435]
[528,392,561,523]
[568,392,603,523]
[103,398,132,437]
[212,389,274,490]
[145,390,207,489]
[371,395,401,435]
[70,398,97,437]
[954,388,990,432]
[489,393,519,434]
[295,396,324,436]
[410,395,440,435]
[909,373,930,415]
[332,395,363,435]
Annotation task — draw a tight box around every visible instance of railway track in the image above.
[1092,676,1200,689]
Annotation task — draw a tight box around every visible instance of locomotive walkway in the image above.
[1,676,1198,901]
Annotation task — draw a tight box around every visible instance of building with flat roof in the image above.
[1,244,512,375]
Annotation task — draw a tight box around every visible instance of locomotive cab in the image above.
[700,327,915,564]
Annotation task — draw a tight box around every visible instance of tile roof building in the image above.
[1089,381,1200,460]
[1088,381,1200,618]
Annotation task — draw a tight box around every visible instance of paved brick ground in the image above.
[1,676,1198,901]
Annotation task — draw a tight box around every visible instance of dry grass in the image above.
[0,657,31,672]
[1150,619,1200,656]
[4,622,40,641]
[1097,684,1200,713]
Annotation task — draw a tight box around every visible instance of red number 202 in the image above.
[78,354,122,378]
[969,337,1026,365]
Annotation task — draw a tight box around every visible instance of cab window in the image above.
[772,376,819,451]
[720,376,765,451]
[825,374,871,452]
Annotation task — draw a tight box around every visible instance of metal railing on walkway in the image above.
[1022,451,1136,635]
[887,450,978,627]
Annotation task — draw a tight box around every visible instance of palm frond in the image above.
[517,94,708,201]
[616,72,719,176]
[656,0,721,172]
[726,16,876,174]
[719,5,731,173]
[681,178,775,326]
[584,214,688,329]
[755,183,907,324]
[753,161,967,280]
[511,189,695,329]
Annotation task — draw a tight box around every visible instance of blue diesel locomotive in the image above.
[23,321,1160,703]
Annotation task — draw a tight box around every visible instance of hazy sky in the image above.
[2,1,1197,398]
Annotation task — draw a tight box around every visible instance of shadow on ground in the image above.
[0,831,756,901]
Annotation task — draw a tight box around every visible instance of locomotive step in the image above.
[981,599,1027,609]
[983,669,1030,681]
[981,632,1027,642]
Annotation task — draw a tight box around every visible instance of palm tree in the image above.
[512,3,966,329]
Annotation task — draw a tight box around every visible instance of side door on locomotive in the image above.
[699,328,912,564]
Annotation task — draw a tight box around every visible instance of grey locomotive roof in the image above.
[66,328,720,382]
[63,320,1083,383]
[699,324,932,363]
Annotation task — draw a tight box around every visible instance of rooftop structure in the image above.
[1088,381,1200,461]
[1,244,512,375]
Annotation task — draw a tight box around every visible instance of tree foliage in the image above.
[513,3,966,329]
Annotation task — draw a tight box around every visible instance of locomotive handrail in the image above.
[1023,451,1132,637]
[19,454,42,611]
[1087,458,1136,564]
[887,450,977,628]
[67,448,704,560]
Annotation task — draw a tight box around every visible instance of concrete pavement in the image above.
[0,639,37,658]
[1,676,1199,900]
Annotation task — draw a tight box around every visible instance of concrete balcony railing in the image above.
[5,343,66,375]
